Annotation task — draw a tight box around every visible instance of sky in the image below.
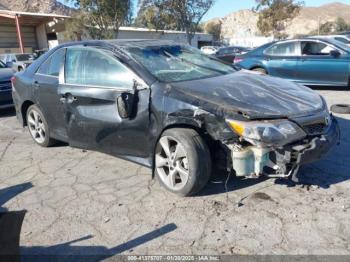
[203,0,350,21]
[58,0,350,21]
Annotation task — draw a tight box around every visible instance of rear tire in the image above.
[155,128,211,197]
[26,105,55,147]
[252,67,267,74]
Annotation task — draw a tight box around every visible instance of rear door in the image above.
[58,46,151,158]
[296,40,349,86]
[32,48,67,140]
[263,41,300,81]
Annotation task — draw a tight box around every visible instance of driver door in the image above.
[296,40,349,86]
[58,46,151,159]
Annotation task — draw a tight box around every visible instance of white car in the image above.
[200,46,219,55]
[309,35,350,46]
[0,53,34,71]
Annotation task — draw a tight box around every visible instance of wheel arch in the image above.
[249,65,268,73]
[151,122,210,178]
[21,100,35,126]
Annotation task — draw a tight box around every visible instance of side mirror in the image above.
[117,92,135,119]
[116,79,145,119]
[330,50,341,58]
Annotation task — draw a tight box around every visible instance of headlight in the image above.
[227,119,307,147]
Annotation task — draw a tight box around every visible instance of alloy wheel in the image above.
[27,109,46,144]
[156,136,189,191]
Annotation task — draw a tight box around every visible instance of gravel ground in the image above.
[0,89,349,258]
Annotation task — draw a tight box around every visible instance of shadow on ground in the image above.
[0,183,32,262]
[0,184,176,261]
[20,223,177,262]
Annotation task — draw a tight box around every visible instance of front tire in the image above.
[155,128,211,197]
[26,105,55,147]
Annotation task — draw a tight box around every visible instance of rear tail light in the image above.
[234,57,243,64]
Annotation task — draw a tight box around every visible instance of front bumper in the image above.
[293,116,339,165]
[229,116,340,178]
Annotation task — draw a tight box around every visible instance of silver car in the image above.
[0,53,34,71]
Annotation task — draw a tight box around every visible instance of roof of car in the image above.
[275,38,343,44]
[309,35,349,38]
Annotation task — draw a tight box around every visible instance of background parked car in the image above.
[200,46,219,55]
[214,46,252,63]
[309,35,350,46]
[0,60,14,109]
[0,53,34,72]
[234,38,350,87]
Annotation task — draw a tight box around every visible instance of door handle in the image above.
[33,81,40,88]
[61,93,78,104]
[59,97,66,103]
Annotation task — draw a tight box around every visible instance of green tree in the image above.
[203,20,221,41]
[254,0,304,39]
[69,0,132,39]
[135,1,179,30]
[135,0,215,44]
[162,0,215,44]
[335,17,350,33]
[309,17,350,36]
[63,13,89,41]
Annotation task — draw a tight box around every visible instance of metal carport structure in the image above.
[0,10,69,54]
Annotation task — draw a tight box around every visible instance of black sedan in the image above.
[0,60,14,109]
[12,40,339,196]
[214,46,251,63]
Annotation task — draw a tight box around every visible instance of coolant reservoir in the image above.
[231,146,271,177]
[231,147,255,176]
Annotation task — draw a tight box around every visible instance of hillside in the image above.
[214,2,350,40]
[0,0,72,15]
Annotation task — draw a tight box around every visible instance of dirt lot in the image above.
[0,89,350,258]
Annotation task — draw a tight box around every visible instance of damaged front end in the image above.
[224,112,340,179]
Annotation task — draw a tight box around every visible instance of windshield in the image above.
[127,45,235,82]
[334,37,350,44]
[15,54,33,61]
[324,38,350,51]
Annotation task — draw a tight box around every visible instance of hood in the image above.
[0,68,14,81]
[170,71,324,119]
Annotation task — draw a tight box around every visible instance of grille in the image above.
[303,123,326,135]
[0,81,11,91]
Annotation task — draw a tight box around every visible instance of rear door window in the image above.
[37,48,65,76]
[265,42,299,56]
[65,47,134,88]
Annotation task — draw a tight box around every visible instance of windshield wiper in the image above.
[163,50,228,74]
